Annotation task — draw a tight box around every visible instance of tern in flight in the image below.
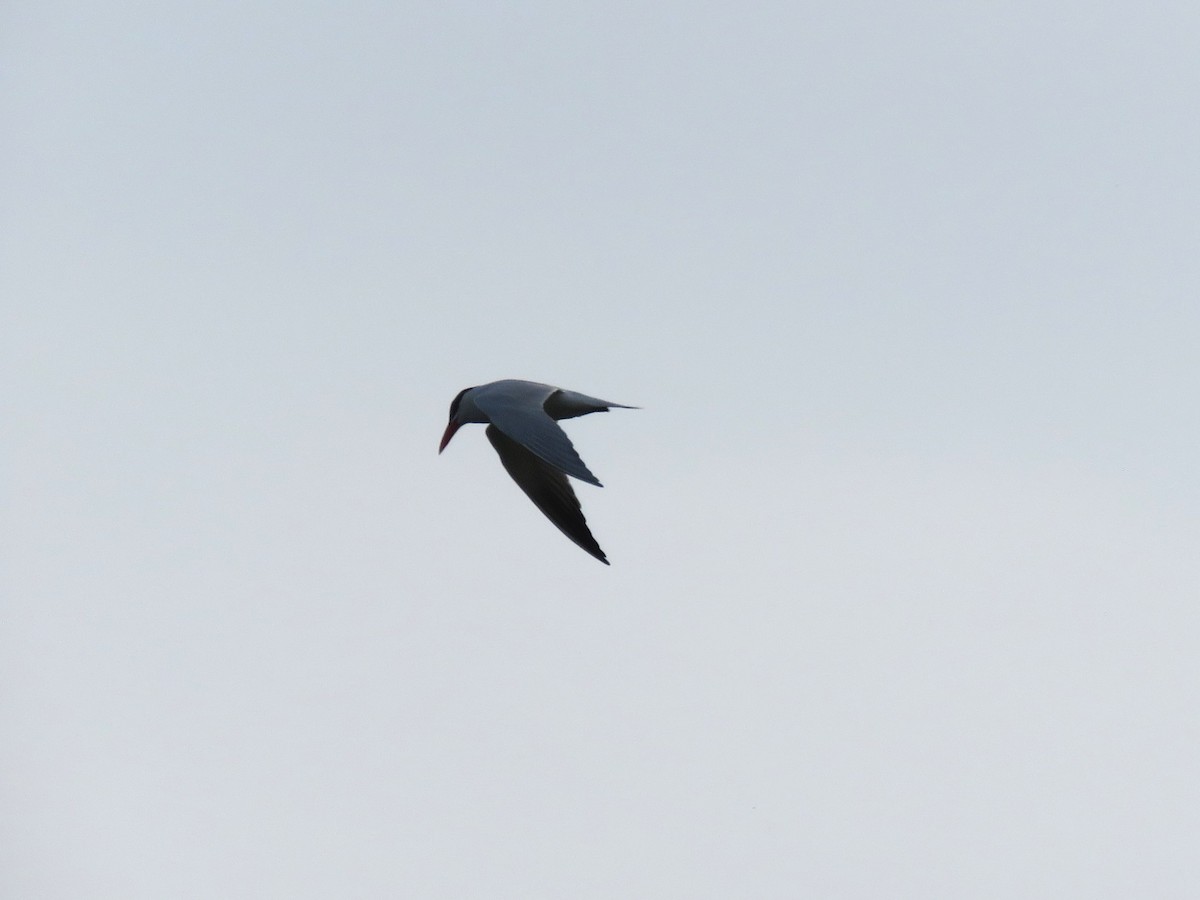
[438,379,636,564]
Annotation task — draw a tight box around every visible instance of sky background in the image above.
[4,2,1199,896]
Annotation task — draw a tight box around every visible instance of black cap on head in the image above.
[448,387,473,421]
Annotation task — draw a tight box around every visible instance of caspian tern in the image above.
[439,379,636,564]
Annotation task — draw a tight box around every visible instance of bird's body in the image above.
[439,380,635,564]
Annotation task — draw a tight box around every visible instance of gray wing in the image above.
[486,425,609,564]
[474,386,603,486]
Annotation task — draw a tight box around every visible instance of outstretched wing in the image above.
[486,425,609,564]
[474,385,602,486]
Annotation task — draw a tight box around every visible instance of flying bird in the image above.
[439,379,636,564]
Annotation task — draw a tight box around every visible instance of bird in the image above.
[438,379,636,564]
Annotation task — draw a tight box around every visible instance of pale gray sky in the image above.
[4,2,1199,897]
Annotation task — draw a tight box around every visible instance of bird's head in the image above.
[438,386,474,453]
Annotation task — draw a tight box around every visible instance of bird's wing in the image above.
[474,387,602,486]
[486,425,609,564]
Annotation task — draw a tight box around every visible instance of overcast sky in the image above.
[4,2,1199,897]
